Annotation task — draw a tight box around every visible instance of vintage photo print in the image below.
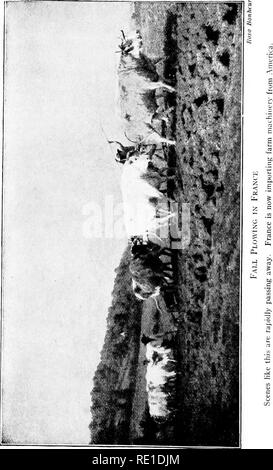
[1,1,242,447]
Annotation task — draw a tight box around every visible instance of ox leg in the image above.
[145,81,176,93]
[161,175,177,196]
[163,263,173,271]
[158,248,173,259]
[154,136,176,147]
[157,207,171,216]
[154,153,166,161]
[155,212,175,222]
[163,275,173,283]
[158,184,177,198]
[163,270,173,279]
[149,232,164,243]
[159,81,176,93]
[142,131,175,147]
[158,210,176,223]
[160,137,176,146]
[160,247,173,255]
[158,185,168,195]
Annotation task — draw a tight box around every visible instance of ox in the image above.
[120,153,175,243]
[116,29,176,149]
[145,336,177,423]
[130,239,174,301]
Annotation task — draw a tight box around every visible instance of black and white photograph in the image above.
[2,0,243,448]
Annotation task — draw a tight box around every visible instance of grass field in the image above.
[131,2,242,446]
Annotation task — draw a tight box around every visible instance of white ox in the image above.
[117,30,176,148]
[145,338,177,422]
[121,153,174,242]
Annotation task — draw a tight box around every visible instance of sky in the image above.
[2,1,133,445]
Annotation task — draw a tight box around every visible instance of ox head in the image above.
[117,30,142,57]
[115,149,128,164]
[107,140,132,164]
[126,152,151,172]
